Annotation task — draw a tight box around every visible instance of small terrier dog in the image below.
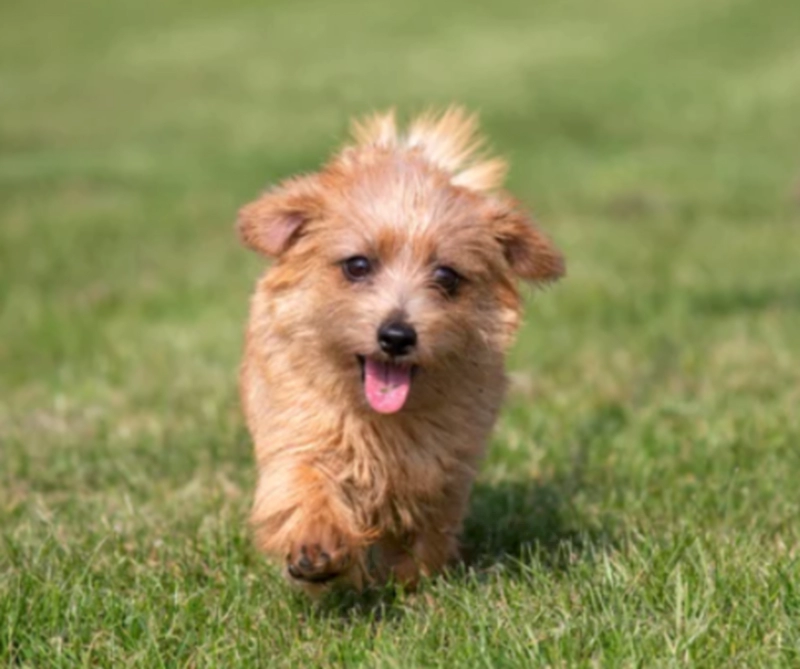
[237,108,564,593]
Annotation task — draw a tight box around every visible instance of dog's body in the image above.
[238,109,564,592]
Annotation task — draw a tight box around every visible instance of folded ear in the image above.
[237,175,325,257]
[489,201,565,283]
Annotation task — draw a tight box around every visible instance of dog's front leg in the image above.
[250,462,365,592]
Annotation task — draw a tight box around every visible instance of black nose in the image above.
[377,321,417,357]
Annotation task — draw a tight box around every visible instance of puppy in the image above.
[237,108,564,593]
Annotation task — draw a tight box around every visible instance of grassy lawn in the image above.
[2,0,800,665]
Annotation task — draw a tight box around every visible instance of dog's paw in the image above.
[286,531,353,584]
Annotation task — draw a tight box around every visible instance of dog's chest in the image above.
[339,416,484,532]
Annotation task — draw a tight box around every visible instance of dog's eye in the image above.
[433,266,461,296]
[342,256,372,282]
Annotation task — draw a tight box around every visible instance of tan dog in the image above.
[237,108,564,594]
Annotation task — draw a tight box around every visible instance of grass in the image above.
[2,0,800,665]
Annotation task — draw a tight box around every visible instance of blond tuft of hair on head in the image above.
[348,106,508,193]
[350,109,399,149]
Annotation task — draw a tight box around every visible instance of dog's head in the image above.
[238,109,564,415]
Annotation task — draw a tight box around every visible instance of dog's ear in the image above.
[237,175,325,257]
[488,200,565,283]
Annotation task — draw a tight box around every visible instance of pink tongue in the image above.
[363,359,412,414]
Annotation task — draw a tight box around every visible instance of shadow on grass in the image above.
[462,477,614,574]
[462,401,625,574]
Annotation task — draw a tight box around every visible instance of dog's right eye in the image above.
[341,256,372,282]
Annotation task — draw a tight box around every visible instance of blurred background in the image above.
[2,0,799,664]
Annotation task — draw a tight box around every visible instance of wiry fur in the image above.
[237,108,564,594]
[350,107,508,192]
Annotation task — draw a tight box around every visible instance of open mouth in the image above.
[357,355,417,414]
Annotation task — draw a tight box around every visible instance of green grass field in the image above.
[2,0,800,665]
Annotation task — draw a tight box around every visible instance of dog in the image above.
[237,108,564,594]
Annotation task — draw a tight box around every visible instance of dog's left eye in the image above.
[342,256,373,282]
[433,266,461,296]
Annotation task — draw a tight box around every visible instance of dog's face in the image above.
[239,111,564,414]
